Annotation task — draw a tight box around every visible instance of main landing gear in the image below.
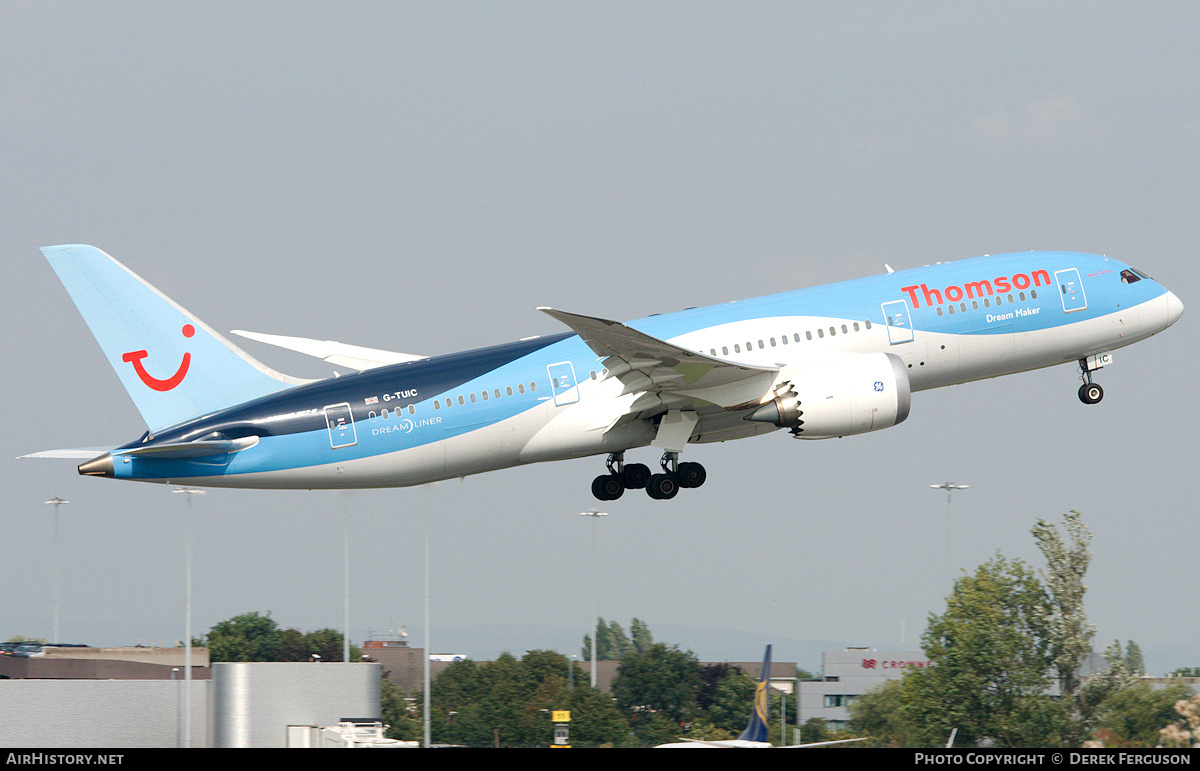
[591,452,706,501]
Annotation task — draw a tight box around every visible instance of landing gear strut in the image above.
[1078,357,1105,405]
[590,452,705,501]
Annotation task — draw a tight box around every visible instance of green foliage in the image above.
[1032,511,1095,723]
[380,676,420,741]
[916,554,1059,747]
[1123,641,1145,676]
[698,664,756,736]
[1091,682,1194,748]
[581,617,655,661]
[1169,667,1200,678]
[612,643,704,745]
[849,678,918,747]
[612,644,702,722]
[427,649,627,747]
[849,512,1181,749]
[198,611,359,662]
[202,611,283,661]
[630,618,654,654]
[853,554,1065,748]
[1158,693,1200,748]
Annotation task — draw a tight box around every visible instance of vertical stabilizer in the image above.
[737,645,772,743]
[42,245,307,431]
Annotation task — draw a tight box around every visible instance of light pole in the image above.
[929,482,969,594]
[580,509,607,688]
[43,497,69,645]
[173,487,204,748]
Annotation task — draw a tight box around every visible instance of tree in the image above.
[695,664,757,738]
[1032,511,1095,708]
[201,611,284,661]
[581,617,635,661]
[1158,693,1200,749]
[198,612,358,662]
[612,643,703,744]
[850,678,920,747]
[630,618,654,654]
[1123,641,1145,676]
[426,650,626,747]
[380,676,420,741]
[1090,681,1194,748]
[901,554,1062,747]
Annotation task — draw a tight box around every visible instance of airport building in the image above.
[0,645,394,747]
[795,647,932,731]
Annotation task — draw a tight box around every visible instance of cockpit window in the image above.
[1121,268,1152,283]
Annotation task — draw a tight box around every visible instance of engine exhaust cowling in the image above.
[745,352,911,438]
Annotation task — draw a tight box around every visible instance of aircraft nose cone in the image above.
[1165,290,1184,326]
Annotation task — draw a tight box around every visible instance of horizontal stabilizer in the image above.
[19,447,117,460]
[230,330,426,370]
[112,436,260,459]
[70,437,261,478]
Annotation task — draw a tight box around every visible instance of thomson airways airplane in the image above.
[30,245,1182,500]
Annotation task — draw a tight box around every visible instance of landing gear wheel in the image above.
[1078,382,1104,405]
[676,461,707,489]
[621,463,651,490]
[591,474,624,501]
[646,473,680,500]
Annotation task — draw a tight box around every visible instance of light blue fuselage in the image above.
[89,251,1180,489]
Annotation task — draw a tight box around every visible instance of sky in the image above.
[3,2,1198,677]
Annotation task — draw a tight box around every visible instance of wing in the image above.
[230,330,426,371]
[538,308,783,428]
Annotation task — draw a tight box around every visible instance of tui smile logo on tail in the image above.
[121,324,194,391]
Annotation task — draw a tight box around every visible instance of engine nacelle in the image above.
[745,352,911,438]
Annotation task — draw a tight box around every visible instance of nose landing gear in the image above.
[1078,381,1104,405]
[1078,355,1109,404]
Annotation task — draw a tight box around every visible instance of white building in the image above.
[796,647,932,731]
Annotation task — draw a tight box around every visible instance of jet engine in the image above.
[744,352,911,438]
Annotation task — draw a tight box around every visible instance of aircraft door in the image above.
[547,361,580,406]
[1056,268,1087,313]
[324,402,358,449]
[881,300,914,344]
